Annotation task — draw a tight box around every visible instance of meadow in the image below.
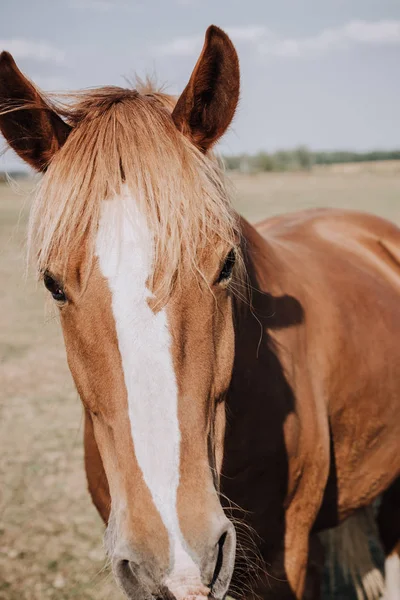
[1,164,400,599]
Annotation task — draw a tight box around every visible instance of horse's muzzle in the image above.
[112,523,236,600]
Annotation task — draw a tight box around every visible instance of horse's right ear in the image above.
[0,51,71,171]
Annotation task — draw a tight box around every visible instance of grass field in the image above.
[1,166,400,599]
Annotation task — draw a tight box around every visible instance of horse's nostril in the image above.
[120,558,130,573]
[210,531,228,588]
[209,524,236,599]
[113,557,143,597]
[120,558,136,576]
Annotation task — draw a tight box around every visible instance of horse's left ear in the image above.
[0,51,71,171]
[172,25,240,152]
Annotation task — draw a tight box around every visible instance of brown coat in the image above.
[85,208,400,597]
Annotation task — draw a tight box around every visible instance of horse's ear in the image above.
[172,25,240,152]
[0,51,71,171]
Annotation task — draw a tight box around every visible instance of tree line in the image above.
[0,170,30,182]
[1,148,399,181]
[222,148,400,173]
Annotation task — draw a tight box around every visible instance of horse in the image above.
[0,25,399,600]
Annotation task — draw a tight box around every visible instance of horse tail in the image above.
[320,507,385,600]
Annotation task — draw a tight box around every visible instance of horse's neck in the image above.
[221,219,295,548]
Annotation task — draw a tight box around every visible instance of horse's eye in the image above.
[217,249,236,284]
[43,271,67,303]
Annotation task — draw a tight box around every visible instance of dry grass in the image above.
[230,166,400,224]
[1,165,400,599]
[0,181,122,600]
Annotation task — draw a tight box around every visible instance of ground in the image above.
[1,164,400,599]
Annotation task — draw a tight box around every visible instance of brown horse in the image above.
[1,25,399,600]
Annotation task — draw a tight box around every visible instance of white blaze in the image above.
[95,190,204,595]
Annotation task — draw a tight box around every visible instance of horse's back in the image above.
[256,208,400,320]
[252,209,400,520]
[257,208,400,268]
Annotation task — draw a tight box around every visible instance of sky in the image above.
[1,0,400,170]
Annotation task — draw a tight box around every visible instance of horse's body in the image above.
[1,25,399,600]
[85,208,400,597]
[225,210,400,597]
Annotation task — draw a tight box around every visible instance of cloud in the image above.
[259,20,400,58]
[68,0,143,12]
[343,20,400,44]
[225,26,267,42]
[154,34,201,57]
[30,75,69,90]
[0,39,65,64]
[153,25,266,57]
[68,0,114,11]
[153,20,400,59]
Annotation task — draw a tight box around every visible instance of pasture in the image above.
[1,165,400,599]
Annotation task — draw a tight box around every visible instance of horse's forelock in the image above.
[27,83,241,303]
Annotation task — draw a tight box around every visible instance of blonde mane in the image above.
[28,83,241,301]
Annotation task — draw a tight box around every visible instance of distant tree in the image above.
[295,146,313,170]
[254,152,276,172]
[273,150,293,171]
[222,155,242,170]
[222,148,400,172]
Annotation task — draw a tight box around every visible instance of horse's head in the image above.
[0,26,241,600]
